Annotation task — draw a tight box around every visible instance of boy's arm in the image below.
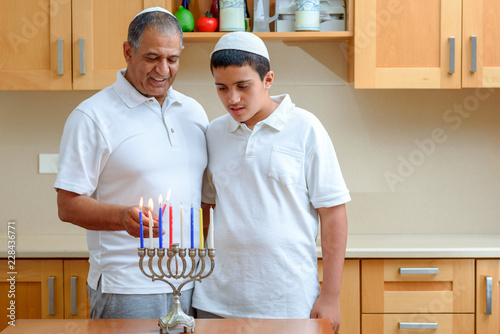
[310,203,348,334]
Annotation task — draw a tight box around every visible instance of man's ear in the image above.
[123,41,134,64]
[264,70,274,89]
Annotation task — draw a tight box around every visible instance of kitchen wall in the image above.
[1,41,499,238]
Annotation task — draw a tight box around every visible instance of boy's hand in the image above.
[310,292,341,334]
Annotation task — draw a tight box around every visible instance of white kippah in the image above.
[211,32,270,61]
[133,6,175,20]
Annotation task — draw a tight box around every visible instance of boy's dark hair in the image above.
[211,49,270,80]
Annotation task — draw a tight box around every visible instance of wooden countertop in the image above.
[0,319,333,334]
[1,233,499,258]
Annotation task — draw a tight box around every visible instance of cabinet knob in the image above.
[57,39,64,76]
[399,268,439,275]
[486,276,492,315]
[71,276,78,315]
[79,38,86,75]
[399,322,438,330]
[449,36,455,74]
[471,35,477,73]
[48,276,55,315]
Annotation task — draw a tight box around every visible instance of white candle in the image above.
[209,207,214,249]
[180,204,183,248]
[148,198,154,249]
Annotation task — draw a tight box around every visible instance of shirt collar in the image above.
[113,69,181,109]
[226,94,293,133]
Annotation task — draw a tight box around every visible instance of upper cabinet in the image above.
[355,0,500,88]
[0,0,352,90]
[354,0,461,89]
[0,0,72,90]
[462,0,500,88]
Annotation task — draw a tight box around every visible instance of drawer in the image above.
[362,259,474,313]
[362,314,474,334]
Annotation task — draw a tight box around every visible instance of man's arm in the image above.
[56,189,159,238]
[310,203,348,334]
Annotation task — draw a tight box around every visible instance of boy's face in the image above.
[213,64,274,130]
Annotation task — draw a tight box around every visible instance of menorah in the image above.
[138,243,216,333]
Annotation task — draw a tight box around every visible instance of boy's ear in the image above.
[264,70,274,89]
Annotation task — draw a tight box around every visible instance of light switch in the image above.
[39,154,59,174]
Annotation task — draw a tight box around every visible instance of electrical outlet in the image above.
[39,154,59,174]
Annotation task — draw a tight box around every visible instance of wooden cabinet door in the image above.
[476,260,500,334]
[462,0,500,87]
[318,259,360,334]
[63,259,90,319]
[0,0,72,90]
[72,0,172,90]
[0,259,64,331]
[354,0,462,88]
[361,259,474,314]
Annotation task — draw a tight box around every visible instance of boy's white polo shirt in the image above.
[193,94,350,318]
[55,70,208,294]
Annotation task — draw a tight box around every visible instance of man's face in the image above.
[213,64,274,130]
[123,28,182,106]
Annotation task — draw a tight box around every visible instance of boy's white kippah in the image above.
[133,6,175,20]
[211,32,270,61]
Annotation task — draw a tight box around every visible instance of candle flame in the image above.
[158,194,163,206]
[139,197,143,209]
[148,198,154,211]
[165,188,171,202]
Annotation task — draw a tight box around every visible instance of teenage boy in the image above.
[192,32,350,333]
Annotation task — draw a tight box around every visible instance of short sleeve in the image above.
[306,131,350,209]
[54,110,110,196]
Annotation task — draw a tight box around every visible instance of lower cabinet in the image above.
[361,259,475,334]
[318,259,360,334]
[0,259,89,331]
[476,260,500,334]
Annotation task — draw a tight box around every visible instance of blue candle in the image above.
[190,205,194,249]
[139,197,144,248]
[158,195,163,249]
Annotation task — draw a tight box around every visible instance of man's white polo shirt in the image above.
[55,70,208,294]
[193,94,350,317]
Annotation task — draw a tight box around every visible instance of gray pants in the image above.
[88,278,193,319]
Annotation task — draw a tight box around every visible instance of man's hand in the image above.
[121,206,161,238]
[310,292,341,333]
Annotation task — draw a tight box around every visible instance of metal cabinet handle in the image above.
[48,276,55,315]
[79,38,86,75]
[486,276,492,315]
[57,39,64,75]
[449,36,455,74]
[400,268,439,275]
[399,322,438,330]
[471,35,477,73]
[71,276,78,315]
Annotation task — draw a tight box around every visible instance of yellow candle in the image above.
[199,207,204,249]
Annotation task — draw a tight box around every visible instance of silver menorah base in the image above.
[138,244,216,333]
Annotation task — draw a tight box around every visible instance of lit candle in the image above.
[180,204,183,248]
[190,205,194,249]
[209,207,214,249]
[169,204,173,248]
[158,194,163,249]
[139,197,144,249]
[199,207,204,249]
[148,198,154,249]
[162,188,171,215]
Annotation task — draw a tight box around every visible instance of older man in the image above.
[54,7,208,319]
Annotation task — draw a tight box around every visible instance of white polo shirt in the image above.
[193,94,350,318]
[54,70,208,294]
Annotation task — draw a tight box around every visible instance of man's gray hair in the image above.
[128,11,183,53]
